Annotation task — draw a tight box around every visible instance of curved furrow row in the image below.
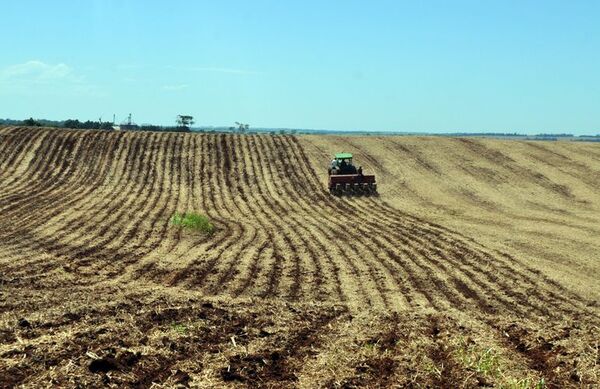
[234,134,328,301]
[181,134,255,291]
[141,130,213,266]
[233,135,307,301]
[33,132,129,234]
[355,194,588,317]
[115,134,182,250]
[280,141,416,308]
[0,129,78,209]
[138,133,228,279]
[2,129,87,205]
[162,133,249,288]
[281,136,455,309]
[0,131,123,266]
[184,134,290,298]
[126,133,193,270]
[77,132,181,276]
[113,130,241,284]
[249,139,349,303]
[155,134,374,308]
[0,127,53,196]
[331,200,550,317]
[210,135,285,297]
[253,135,375,305]
[235,135,304,300]
[0,131,120,232]
[270,135,413,309]
[0,132,126,270]
[20,133,135,265]
[382,229,527,315]
[125,133,197,280]
[229,135,343,302]
[79,133,176,276]
[145,134,240,286]
[285,136,587,316]
[261,136,344,301]
[201,134,304,299]
[0,130,107,227]
[0,136,138,278]
[253,135,351,302]
[372,206,581,316]
[0,128,593,321]
[155,133,195,256]
[0,128,45,189]
[362,199,592,315]
[413,227,585,317]
[0,133,156,278]
[191,134,275,292]
[55,131,180,279]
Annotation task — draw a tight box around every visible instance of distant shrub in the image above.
[63,119,114,130]
[22,117,42,127]
[171,212,214,234]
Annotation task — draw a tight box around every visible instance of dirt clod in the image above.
[89,357,120,373]
[17,318,31,328]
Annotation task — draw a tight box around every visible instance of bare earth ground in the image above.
[0,127,598,388]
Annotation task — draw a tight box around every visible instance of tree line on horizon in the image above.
[0,117,193,132]
[1,118,599,139]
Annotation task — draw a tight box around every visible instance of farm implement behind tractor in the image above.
[328,153,377,196]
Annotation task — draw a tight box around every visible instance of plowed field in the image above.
[1,127,598,388]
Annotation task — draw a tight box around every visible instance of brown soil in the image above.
[0,127,598,388]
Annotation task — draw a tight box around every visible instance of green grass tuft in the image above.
[501,377,545,389]
[171,323,188,334]
[171,212,215,234]
[455,338,500,377]
[453,336,546,388]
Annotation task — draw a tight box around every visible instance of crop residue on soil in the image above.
[0,127,599,387]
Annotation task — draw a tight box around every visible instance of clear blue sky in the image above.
[1,1,599,134]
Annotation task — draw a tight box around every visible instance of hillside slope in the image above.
[301,135,600,301]
[0,127,598,387]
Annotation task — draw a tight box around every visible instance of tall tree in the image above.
[176,115,194,130]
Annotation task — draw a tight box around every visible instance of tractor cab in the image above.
[329,152,357,175]
[334,152,353,165]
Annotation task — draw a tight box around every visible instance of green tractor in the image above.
[328,153,377,195]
